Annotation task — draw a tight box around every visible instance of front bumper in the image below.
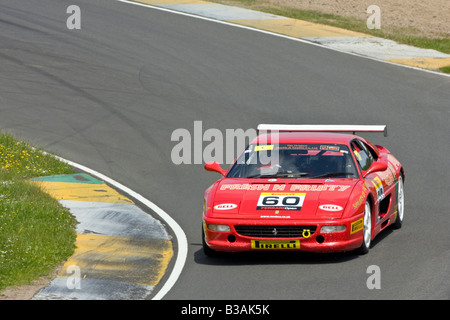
[203,213,365,253]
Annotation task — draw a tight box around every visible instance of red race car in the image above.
[202,125,404,255]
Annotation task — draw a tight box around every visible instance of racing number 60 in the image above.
[262,196,300,206]
[257,193,306,210]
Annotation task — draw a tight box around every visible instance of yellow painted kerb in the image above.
[386,57,450,70]
[227,19,372,38]
[31,181,134,204]
[60,234,173,286]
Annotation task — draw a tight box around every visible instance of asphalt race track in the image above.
[0,0,449,299]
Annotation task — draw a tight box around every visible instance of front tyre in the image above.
[357,200,372,255]
[392,176,404,229]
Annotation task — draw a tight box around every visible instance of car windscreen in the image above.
[226,143,358,179]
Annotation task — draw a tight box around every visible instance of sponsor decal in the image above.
[377,166,395,186]
[351,218,364,234]
[213,203,238,211]
[220,184,271,191]
[260,215,291,219]
[290,184,350,192]
[388,154,401,170]
[320,145,340,152]
[371,176,385,202]
[353,184,369,209]
[254,145,274,152]
[251,240,300,250]
[256,192,305,211]
[260,209,291,219]
[220,184,351,192]
[319,204,343,212]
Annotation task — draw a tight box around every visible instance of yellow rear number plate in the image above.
[251,240,300,250]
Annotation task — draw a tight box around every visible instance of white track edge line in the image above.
[116,0,450,78]
[53,155,188,300]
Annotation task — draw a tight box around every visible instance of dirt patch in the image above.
[0,264,63,300]
[219,0,449,38]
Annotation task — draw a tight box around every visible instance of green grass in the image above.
[0,132,76,292]
[440,65,450,73]
[0,133,73,181]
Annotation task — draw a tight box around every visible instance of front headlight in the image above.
[320,225,346,233]
[208,224,231,232]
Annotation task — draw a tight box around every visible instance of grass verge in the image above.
[439,65,450,73]
[209,0,450,72]
[0,132,76,292]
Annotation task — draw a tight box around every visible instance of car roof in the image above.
[250,132,357,145]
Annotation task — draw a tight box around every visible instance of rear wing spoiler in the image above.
[257,124,388,137]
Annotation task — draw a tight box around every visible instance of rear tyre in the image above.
[392,176,404,229]
[357,200,372,255]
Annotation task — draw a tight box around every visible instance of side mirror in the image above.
[204,162,227,176]
[363,161,388,177]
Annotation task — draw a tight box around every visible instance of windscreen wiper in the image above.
[247,172,309,178]
[311,172,355,179]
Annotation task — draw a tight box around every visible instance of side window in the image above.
[351,140,373,171]
[362,141,379,161]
